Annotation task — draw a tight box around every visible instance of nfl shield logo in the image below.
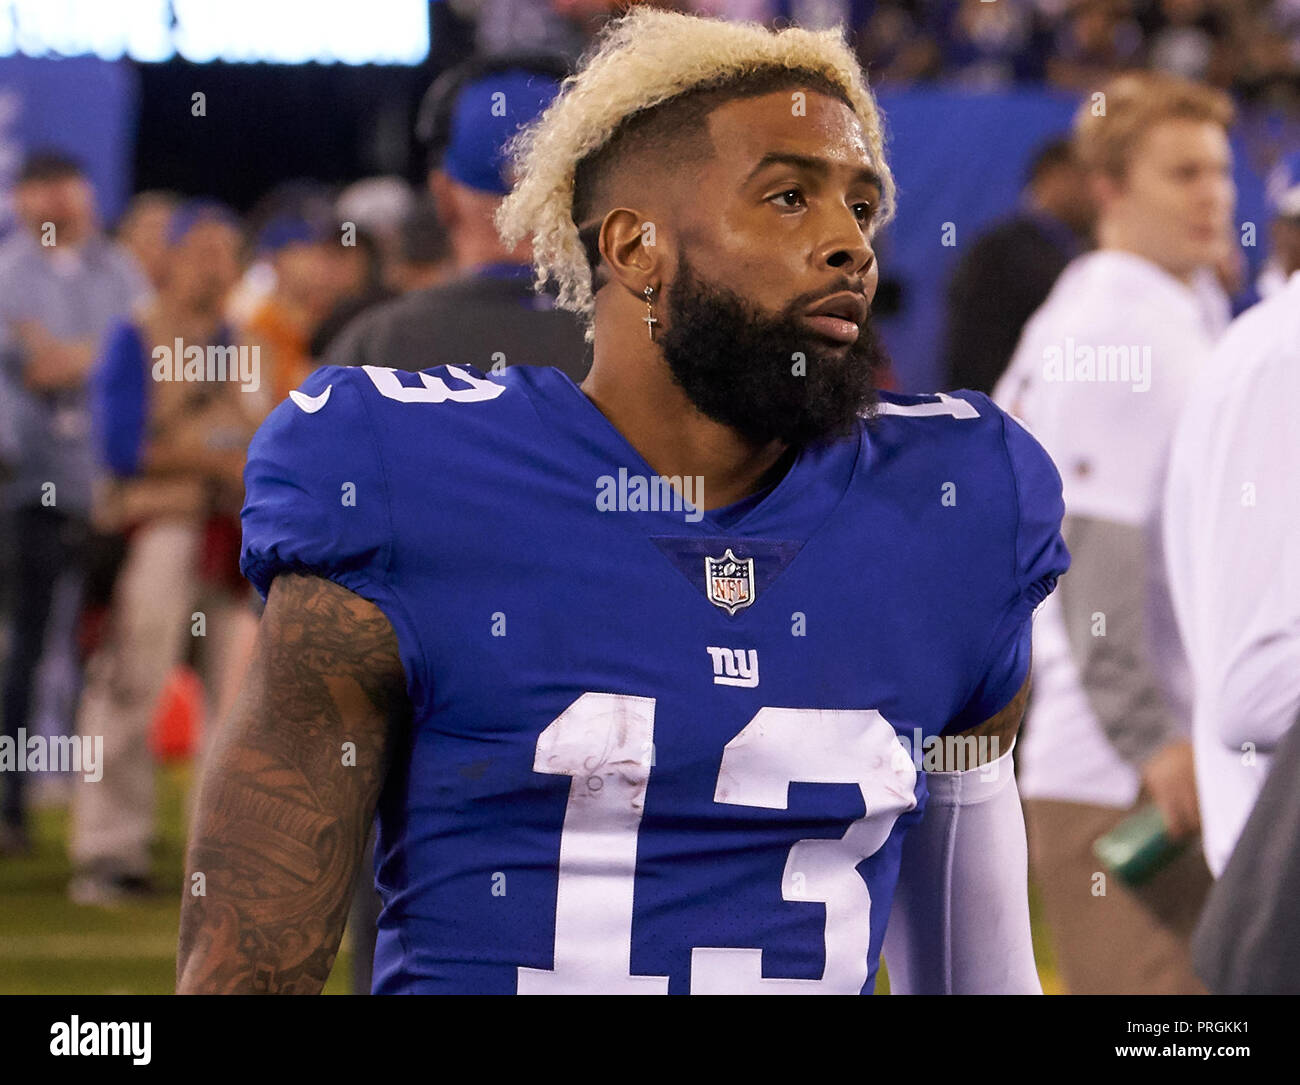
[705,548,755,615]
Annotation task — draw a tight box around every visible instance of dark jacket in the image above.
[942,211,1080,395]
[323,263,592,384]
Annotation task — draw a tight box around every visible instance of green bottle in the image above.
[1092,804,1188,887]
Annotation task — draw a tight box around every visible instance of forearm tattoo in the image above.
[176,573,408,994]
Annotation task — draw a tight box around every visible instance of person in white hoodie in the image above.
[1176,191,1300,993]
[1164,179,1300,883]
[993,70,1235,994]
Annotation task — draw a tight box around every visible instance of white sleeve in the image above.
[882,742,1041,994]
[1165,282,1300,756]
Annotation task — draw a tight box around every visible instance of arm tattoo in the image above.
[176,573,409,994]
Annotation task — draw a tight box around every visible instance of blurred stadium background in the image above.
[0,0,1296,994]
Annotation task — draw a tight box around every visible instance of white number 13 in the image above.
[517,692,918,995]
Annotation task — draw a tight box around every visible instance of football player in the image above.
[177,8,1068,995]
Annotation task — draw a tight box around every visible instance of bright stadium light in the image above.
[0,0,430,65]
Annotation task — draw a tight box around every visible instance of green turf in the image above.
[1,760,1058,994]
[0,762,352,995]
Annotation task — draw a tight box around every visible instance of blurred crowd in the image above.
[0,37,586,953]
[0,159,458,890]
[858,0,1300,103]
[457,0,1300,108]
[0,0,1297,996]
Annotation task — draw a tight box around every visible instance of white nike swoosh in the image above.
[289,384,332,413]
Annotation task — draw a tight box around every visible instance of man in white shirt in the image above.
[993,71,1235,994]
[1164,232,1300,881]
[1180,239,1300,993]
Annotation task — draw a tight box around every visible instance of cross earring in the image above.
[643,285,658,340]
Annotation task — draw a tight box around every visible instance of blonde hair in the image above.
[495,6,895,342]
[1074,71,1235,179]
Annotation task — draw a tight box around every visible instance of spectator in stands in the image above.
[307,179,440,361]
[0,151,148,856]
[1141,0,1228,83]
[992,71,1235,994]
[69,201,258,902]
[937,0,1049,88]
[1227,0,1300,109]
[1047,0,1145,90]
[223,181,338,331]
[857,1,942,85]
[334,175,417,274]
[689,0,865,32]
[308,227,395,362]
[115,191,180,293]
[324,53,590,381]
[239,216,343,406]
[467,0,594,62]
[1163,160,1300,882]
[943,138,1093,394]
[385,199,455,295]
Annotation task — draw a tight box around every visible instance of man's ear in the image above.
[598,207,669,299]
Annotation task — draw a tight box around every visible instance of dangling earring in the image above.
[642,284,658,341]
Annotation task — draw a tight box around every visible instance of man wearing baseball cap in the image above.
[323,53,590,382]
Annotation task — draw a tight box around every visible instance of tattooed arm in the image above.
[176,572,409,994]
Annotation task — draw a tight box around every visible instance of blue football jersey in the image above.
[240,362,1069,994]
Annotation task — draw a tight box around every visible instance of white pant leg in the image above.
[69,519,202,875]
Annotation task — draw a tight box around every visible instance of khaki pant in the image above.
[1024,797,1211,994]
[68,519,254,876]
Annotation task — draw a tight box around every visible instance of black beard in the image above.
[656,251,887,447]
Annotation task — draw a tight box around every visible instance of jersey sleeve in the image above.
[946,400,1071,731]
[241,366,391,597]
[91,320,148,476]
[1004,408,1070,614]
[240,365,429,708]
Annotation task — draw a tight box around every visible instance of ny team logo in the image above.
[705,548,755,615]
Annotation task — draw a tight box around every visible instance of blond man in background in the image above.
[993,71,1236,994]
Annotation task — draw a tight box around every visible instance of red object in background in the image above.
[150,665,201,762]
[201,514,246,592]
[77,603,112,662]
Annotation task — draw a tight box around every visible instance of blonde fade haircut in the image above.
[1074,70,1235,181]
[494,6,895,343]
